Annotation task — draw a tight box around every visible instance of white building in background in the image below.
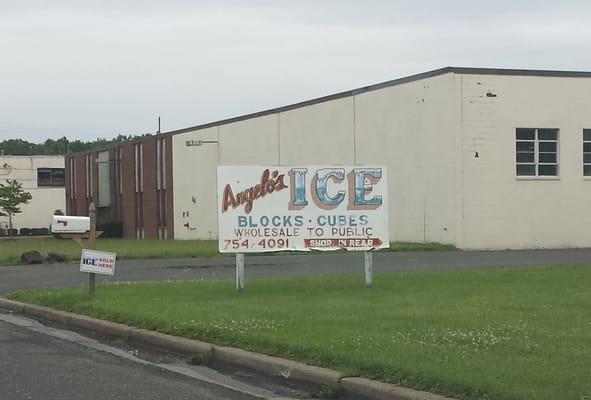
[0,155,65,234]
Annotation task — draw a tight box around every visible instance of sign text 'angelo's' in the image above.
[222,167,383,214]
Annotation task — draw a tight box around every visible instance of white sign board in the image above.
[217,166,389,253]
[80,249,117,276]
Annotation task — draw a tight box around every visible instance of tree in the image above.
[0,180,32,239]
[0,134,152,156]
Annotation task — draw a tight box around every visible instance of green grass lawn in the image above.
[7,266,590,400]
[0,238,221,265]
[0,238,455,265]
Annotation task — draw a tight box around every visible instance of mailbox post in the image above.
[50,202,98,296]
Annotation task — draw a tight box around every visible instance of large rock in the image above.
[47,252,68,263]
[20,251,43,265]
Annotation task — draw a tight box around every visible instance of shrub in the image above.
[31,228,49,236]
[97,219,123,238]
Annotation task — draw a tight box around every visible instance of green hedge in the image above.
[97,220,123,238]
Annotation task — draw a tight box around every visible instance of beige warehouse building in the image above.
[66,67,591,249]
[0,155,66,234]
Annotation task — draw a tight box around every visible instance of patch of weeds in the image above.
[314,384,343,399]
[187,351,213,366]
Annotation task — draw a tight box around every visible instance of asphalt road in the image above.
[2,248,591,294]
[0,317,258,400]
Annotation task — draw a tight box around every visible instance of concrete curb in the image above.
[23,303,72,325]
[340,377,455,400]
[213,345,342,389]
[0,298,457,400]
[0,298,24,313]
[130,328,212,356]
[70,314,131,339]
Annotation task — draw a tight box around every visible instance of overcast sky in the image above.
[2,1,591,142]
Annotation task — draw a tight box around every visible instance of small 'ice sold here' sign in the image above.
[80,249,117,276]
[217,166,389,253]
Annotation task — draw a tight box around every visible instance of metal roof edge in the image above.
[67,66,591,156]
[449,66,591,78]
[161,67,454,137]
[161,66,591,138]
[0,154,66,159]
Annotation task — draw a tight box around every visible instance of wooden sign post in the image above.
[364,251,373,288]
[87,202,97,295]
[236,253,245,292]
[51,202,112,297]
[65,202,97,296]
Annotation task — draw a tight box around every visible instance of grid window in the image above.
[516,128,559,177]
[37,168,65,187]
[584,129,591,176]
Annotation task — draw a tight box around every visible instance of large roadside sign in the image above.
[217,166,389,253]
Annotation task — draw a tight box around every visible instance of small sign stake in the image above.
[52,202,115,297]
[364,251,373,288]
[88,202,97,295]
[236,253,245,292]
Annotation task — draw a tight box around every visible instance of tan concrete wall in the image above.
[172,74,459,242]
[278,98,355,164]
[172,127,220,239]
[0,155,65,231]
[219,114,279,165]
[171,71,591,249]
[355,73,460,244]
[459,74,591,249]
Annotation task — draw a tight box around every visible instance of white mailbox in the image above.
[51,216,91,234]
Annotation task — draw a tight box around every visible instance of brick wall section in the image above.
[142,138,158,238]
[165,136,174,238]
[74,154,87,216]
[120,143,136,238]
[65,135,176,239]
[65,156,73,215]
[108,148,120,220]
[66,153,105,217]
[65,156,72,214]
[92,152,98,205]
